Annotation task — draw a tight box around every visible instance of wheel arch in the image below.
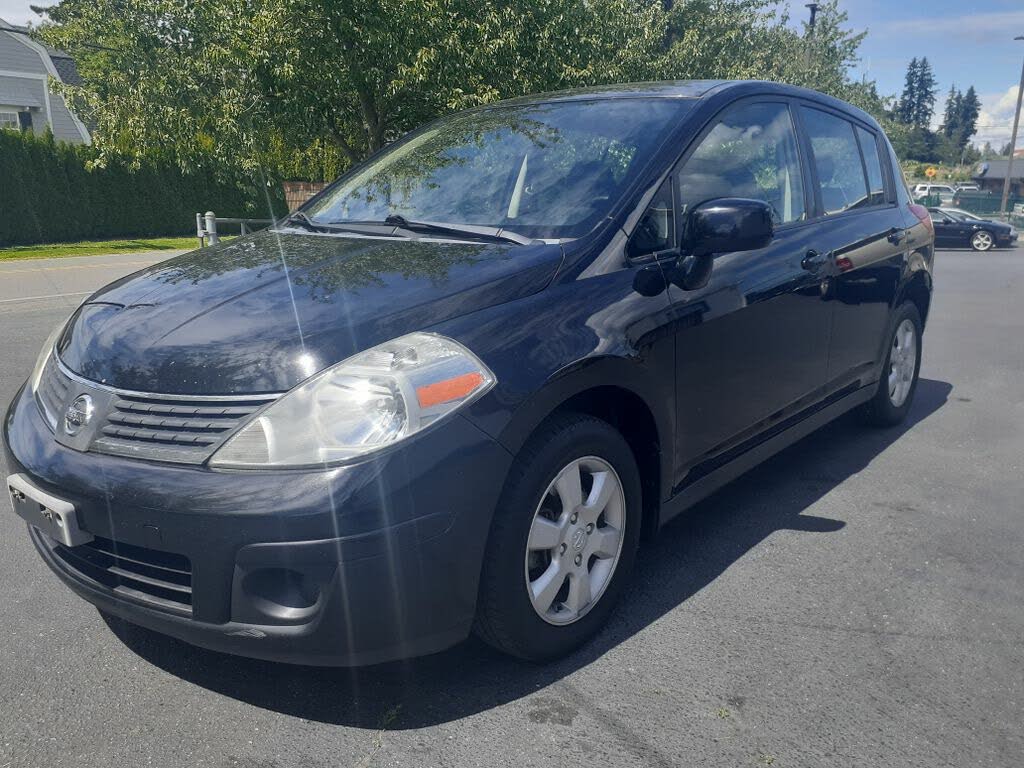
[897,254,933,327]
[495,358,672,541]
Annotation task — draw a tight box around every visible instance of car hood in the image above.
[58,231,562,394]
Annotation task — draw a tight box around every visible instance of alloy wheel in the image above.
[971,231,994,251]
[525,456,626,625]
[888,318,917,407]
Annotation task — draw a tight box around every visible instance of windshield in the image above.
[305,99,692,239]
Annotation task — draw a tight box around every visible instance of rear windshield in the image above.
[306,99,692,239]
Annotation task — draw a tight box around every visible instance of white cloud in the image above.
[974,84,1023,148]
[880,11,1024,43]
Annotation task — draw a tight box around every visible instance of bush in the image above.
[0,130,286,247]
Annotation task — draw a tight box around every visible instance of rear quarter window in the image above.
[855,126,886,205]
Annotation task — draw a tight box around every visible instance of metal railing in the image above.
[195,211,275,248]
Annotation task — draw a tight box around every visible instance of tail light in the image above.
[908,203,933,234]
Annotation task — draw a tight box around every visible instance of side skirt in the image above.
[658,384,875,527]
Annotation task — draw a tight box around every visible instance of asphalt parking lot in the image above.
[1,243,1022,767]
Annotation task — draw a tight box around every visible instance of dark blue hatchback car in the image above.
[4,80,934,666]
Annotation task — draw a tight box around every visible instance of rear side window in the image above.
[856,126,886,205]
[677,102,806,225]
[801,107,870,215]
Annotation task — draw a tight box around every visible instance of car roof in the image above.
[483,80,882,127]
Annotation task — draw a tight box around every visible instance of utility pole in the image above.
[1000,36,1024,217]
[805,3,820,35]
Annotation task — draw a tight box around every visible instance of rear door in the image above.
[796,105,909,392]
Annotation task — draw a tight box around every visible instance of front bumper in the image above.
[3,383,513,666]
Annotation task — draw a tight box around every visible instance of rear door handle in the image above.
[801,250,828,271]
[887,228,905,245]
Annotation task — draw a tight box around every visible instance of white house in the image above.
[0,18,90,143]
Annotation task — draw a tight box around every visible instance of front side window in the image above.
[675,102,806,225]
[306,99,692,240]
[855,126,886,205]
[802,107,870,215]
[0,110,18,131]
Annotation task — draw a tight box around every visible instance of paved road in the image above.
[0,251,180,305]
[1,246,1022,767]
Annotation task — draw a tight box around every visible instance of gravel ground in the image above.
[1,245,1022,768]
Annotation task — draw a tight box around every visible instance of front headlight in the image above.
[209,332,495,469]
[29,319,69,396]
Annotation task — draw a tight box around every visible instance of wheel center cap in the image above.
[571,528,587,552]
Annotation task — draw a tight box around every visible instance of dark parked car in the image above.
[4,81,934,666]
[928,207,1018,251]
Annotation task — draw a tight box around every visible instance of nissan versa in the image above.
[3,81,934,666]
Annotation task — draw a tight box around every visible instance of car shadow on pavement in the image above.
[103,378,953,729]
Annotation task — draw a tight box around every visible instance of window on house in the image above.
[0,111,19,131]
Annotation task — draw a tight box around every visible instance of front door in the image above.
[930,210,961,247]
[665,100,833,483]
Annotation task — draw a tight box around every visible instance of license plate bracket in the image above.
[6,473,93,547]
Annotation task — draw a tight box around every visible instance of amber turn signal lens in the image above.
[416,372,485,408]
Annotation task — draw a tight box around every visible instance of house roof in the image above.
[974,160,1024,182]
[0,17,80,82]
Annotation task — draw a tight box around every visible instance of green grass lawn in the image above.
[0,236,203,261]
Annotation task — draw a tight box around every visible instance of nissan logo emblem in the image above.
[64,394,94,436]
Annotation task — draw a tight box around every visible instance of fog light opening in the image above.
[243,568,321,613]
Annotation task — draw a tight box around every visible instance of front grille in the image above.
[50,535,193,616]
[35,355,279,465]
[92,393,277,464]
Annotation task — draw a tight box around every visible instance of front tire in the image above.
[859,302,923,427]
[474,414,642,661]
[971,230,994,251]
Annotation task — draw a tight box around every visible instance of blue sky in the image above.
[786,0,1024,147]
[3,0,1023,147]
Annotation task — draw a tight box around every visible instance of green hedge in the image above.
[0,130,285,247]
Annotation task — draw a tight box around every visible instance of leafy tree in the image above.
[32,0,886,181]
[940,85,961,138]
[958,86,981,145]
[895,57,937,129]
[896,58,921,125]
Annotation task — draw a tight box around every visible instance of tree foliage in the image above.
[31,0,880,180]
[895,57,937,129]
[0,129,282,246]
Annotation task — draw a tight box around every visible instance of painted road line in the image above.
[0,260,155,275]
[0,291,92,304]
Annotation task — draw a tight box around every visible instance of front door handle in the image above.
[801,250,828,271]
[887,228,905,245]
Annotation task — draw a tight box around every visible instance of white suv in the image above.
[912,183,956,203]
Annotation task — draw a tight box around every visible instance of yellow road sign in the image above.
[925,167,937,178]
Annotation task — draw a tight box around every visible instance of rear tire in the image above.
[859,302,923,427]
[474,414,642,661]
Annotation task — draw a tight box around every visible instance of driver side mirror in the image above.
[671,198,774,291]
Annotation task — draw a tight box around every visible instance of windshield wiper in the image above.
[281,212,400,238]
[378,214,536,245]
[281,211,327,233]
